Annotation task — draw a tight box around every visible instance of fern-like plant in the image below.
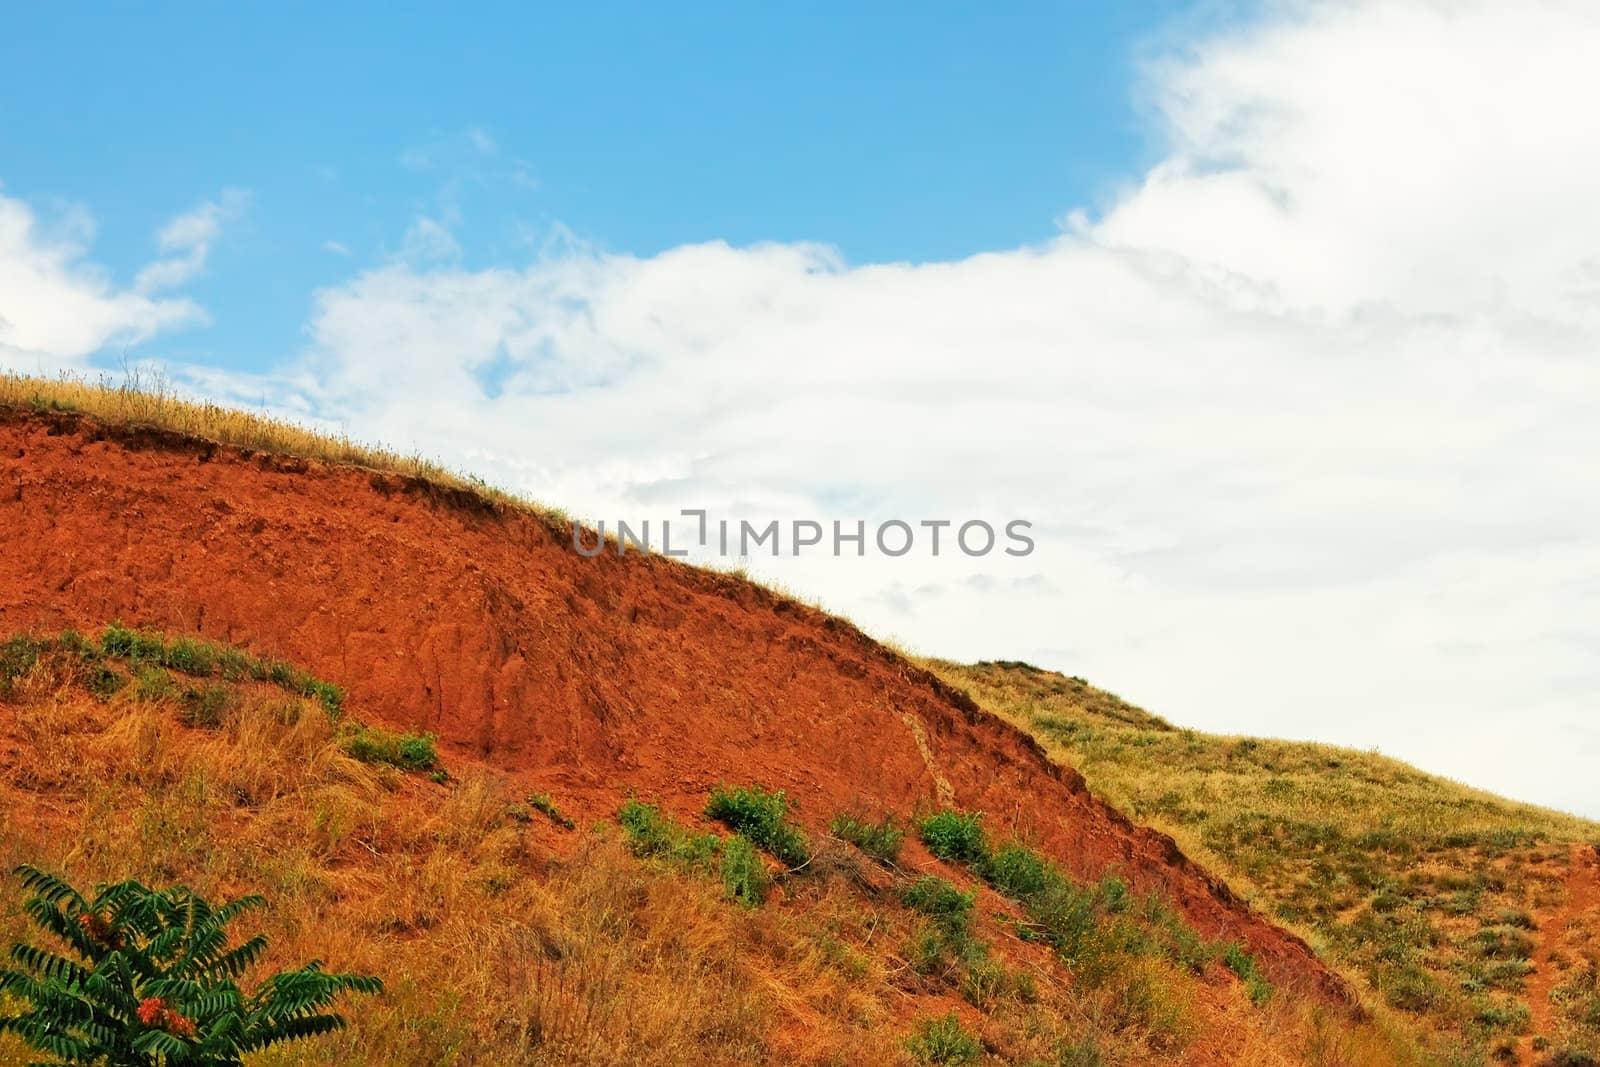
[0,865,382,1065]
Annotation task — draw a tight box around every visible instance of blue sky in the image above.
[5,2,1203,369]
[5,2,1600,816]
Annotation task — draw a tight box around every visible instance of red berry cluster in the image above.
[75,912,124,950]
[136,997,197,1039]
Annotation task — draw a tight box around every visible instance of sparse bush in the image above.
[0,635,43,698]
[178,683,234,728]
[719,834,769,907]
[905,1012,981,1064]
[344,726,438,771]
[617,801,719,869]
[901,875,984,976]
[918,810,990,866]
[902,876,976,934]
[0,865,380,1065]
[528,792,576,830]
[706,785,809,867]
[960,959,1008,1008]
[1475,925,1536,960]
[1221,942,1273,1005]
[95,624,346,717]
[830,812,903,865]
[985,843,1051,898]
[1473,997,1530,1032]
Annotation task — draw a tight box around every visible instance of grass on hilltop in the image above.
[929,659,1600,1066]
[0,370,569,524]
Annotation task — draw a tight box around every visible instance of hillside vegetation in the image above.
[929,661,1600,1067]
[0,630,1414,1065]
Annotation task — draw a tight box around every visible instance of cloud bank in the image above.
[0,194,204,370]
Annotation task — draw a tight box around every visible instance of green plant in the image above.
[617,801,719,869]
[705,785,810,867]
[178,684,233,729]
[95,625,344,718]
[904,1011,981,1064]
[0,865,380,1066]
[902,876,975,934]
[343,726,438,772]
[0,635,44,698]
[1221,941,1273,1005]
[527,792,576,830]
[985,843,1050,898]
[829,812,904,865]
[719,835,769,908]
[918,810,990,866]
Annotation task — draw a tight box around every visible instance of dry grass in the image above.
[930,659,1600,1065]
[0,635,1418,1065]
[0,370,566,523]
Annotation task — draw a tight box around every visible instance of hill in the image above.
[928,660,1600,1066]
[0,374,1514,1064]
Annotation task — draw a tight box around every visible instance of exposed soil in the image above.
[1525,842,1600,1054]
[0,407,1357,1009]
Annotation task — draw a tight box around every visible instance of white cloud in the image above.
[322,240,352,257]
[76,2,1600,815]
[398,216,462,263]
[0,193,203,370]
[135,189,249,293]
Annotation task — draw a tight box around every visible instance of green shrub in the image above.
[830,812,904,865]
[85,662,128,700]
[985,843,1051,898]
[918,810,990,866]
[1381,962,1444,1012]
[178,683,233,728]
[343,726,438,771]
[1472,997,1530,1031]
[905,1012,982,1064]
[1474,926,1536,960]
[527,792,576,830]
[93,624,345,717]
[0,865,381,1064]
[902,876,976,933]
[0,635,43,697]
[163,636,217,676]
[719,835,770,907]
[617,801,719,869]
[960,959,1008,1008]
[705,785,810,867]
[135,666,178,703]
[1221,941,1272,1005]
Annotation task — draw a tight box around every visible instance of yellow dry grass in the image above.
[0,641,1418,1066]
[0,370,565,522]
[929,659,1600,1065]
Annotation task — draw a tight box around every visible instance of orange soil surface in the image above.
[0,407,1355,1009]
[1525,843,1600,1052]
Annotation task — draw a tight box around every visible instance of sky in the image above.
[3,1,1598,817]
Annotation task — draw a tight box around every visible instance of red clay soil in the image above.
[0,407,1356,1009]
[1525,843,1600,1052]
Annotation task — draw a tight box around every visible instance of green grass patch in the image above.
[618,801,720,870]
[527,792,576,830]
[343,725,439,771]
[918,810,990,866]
[705,784,810,867]
[830,812,904,865]
[719,834,770,907]
[905,1012,982,1064]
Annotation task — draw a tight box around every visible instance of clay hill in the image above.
[2,379,1590,1066]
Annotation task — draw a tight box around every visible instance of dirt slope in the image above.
[0,407,1353,1008]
